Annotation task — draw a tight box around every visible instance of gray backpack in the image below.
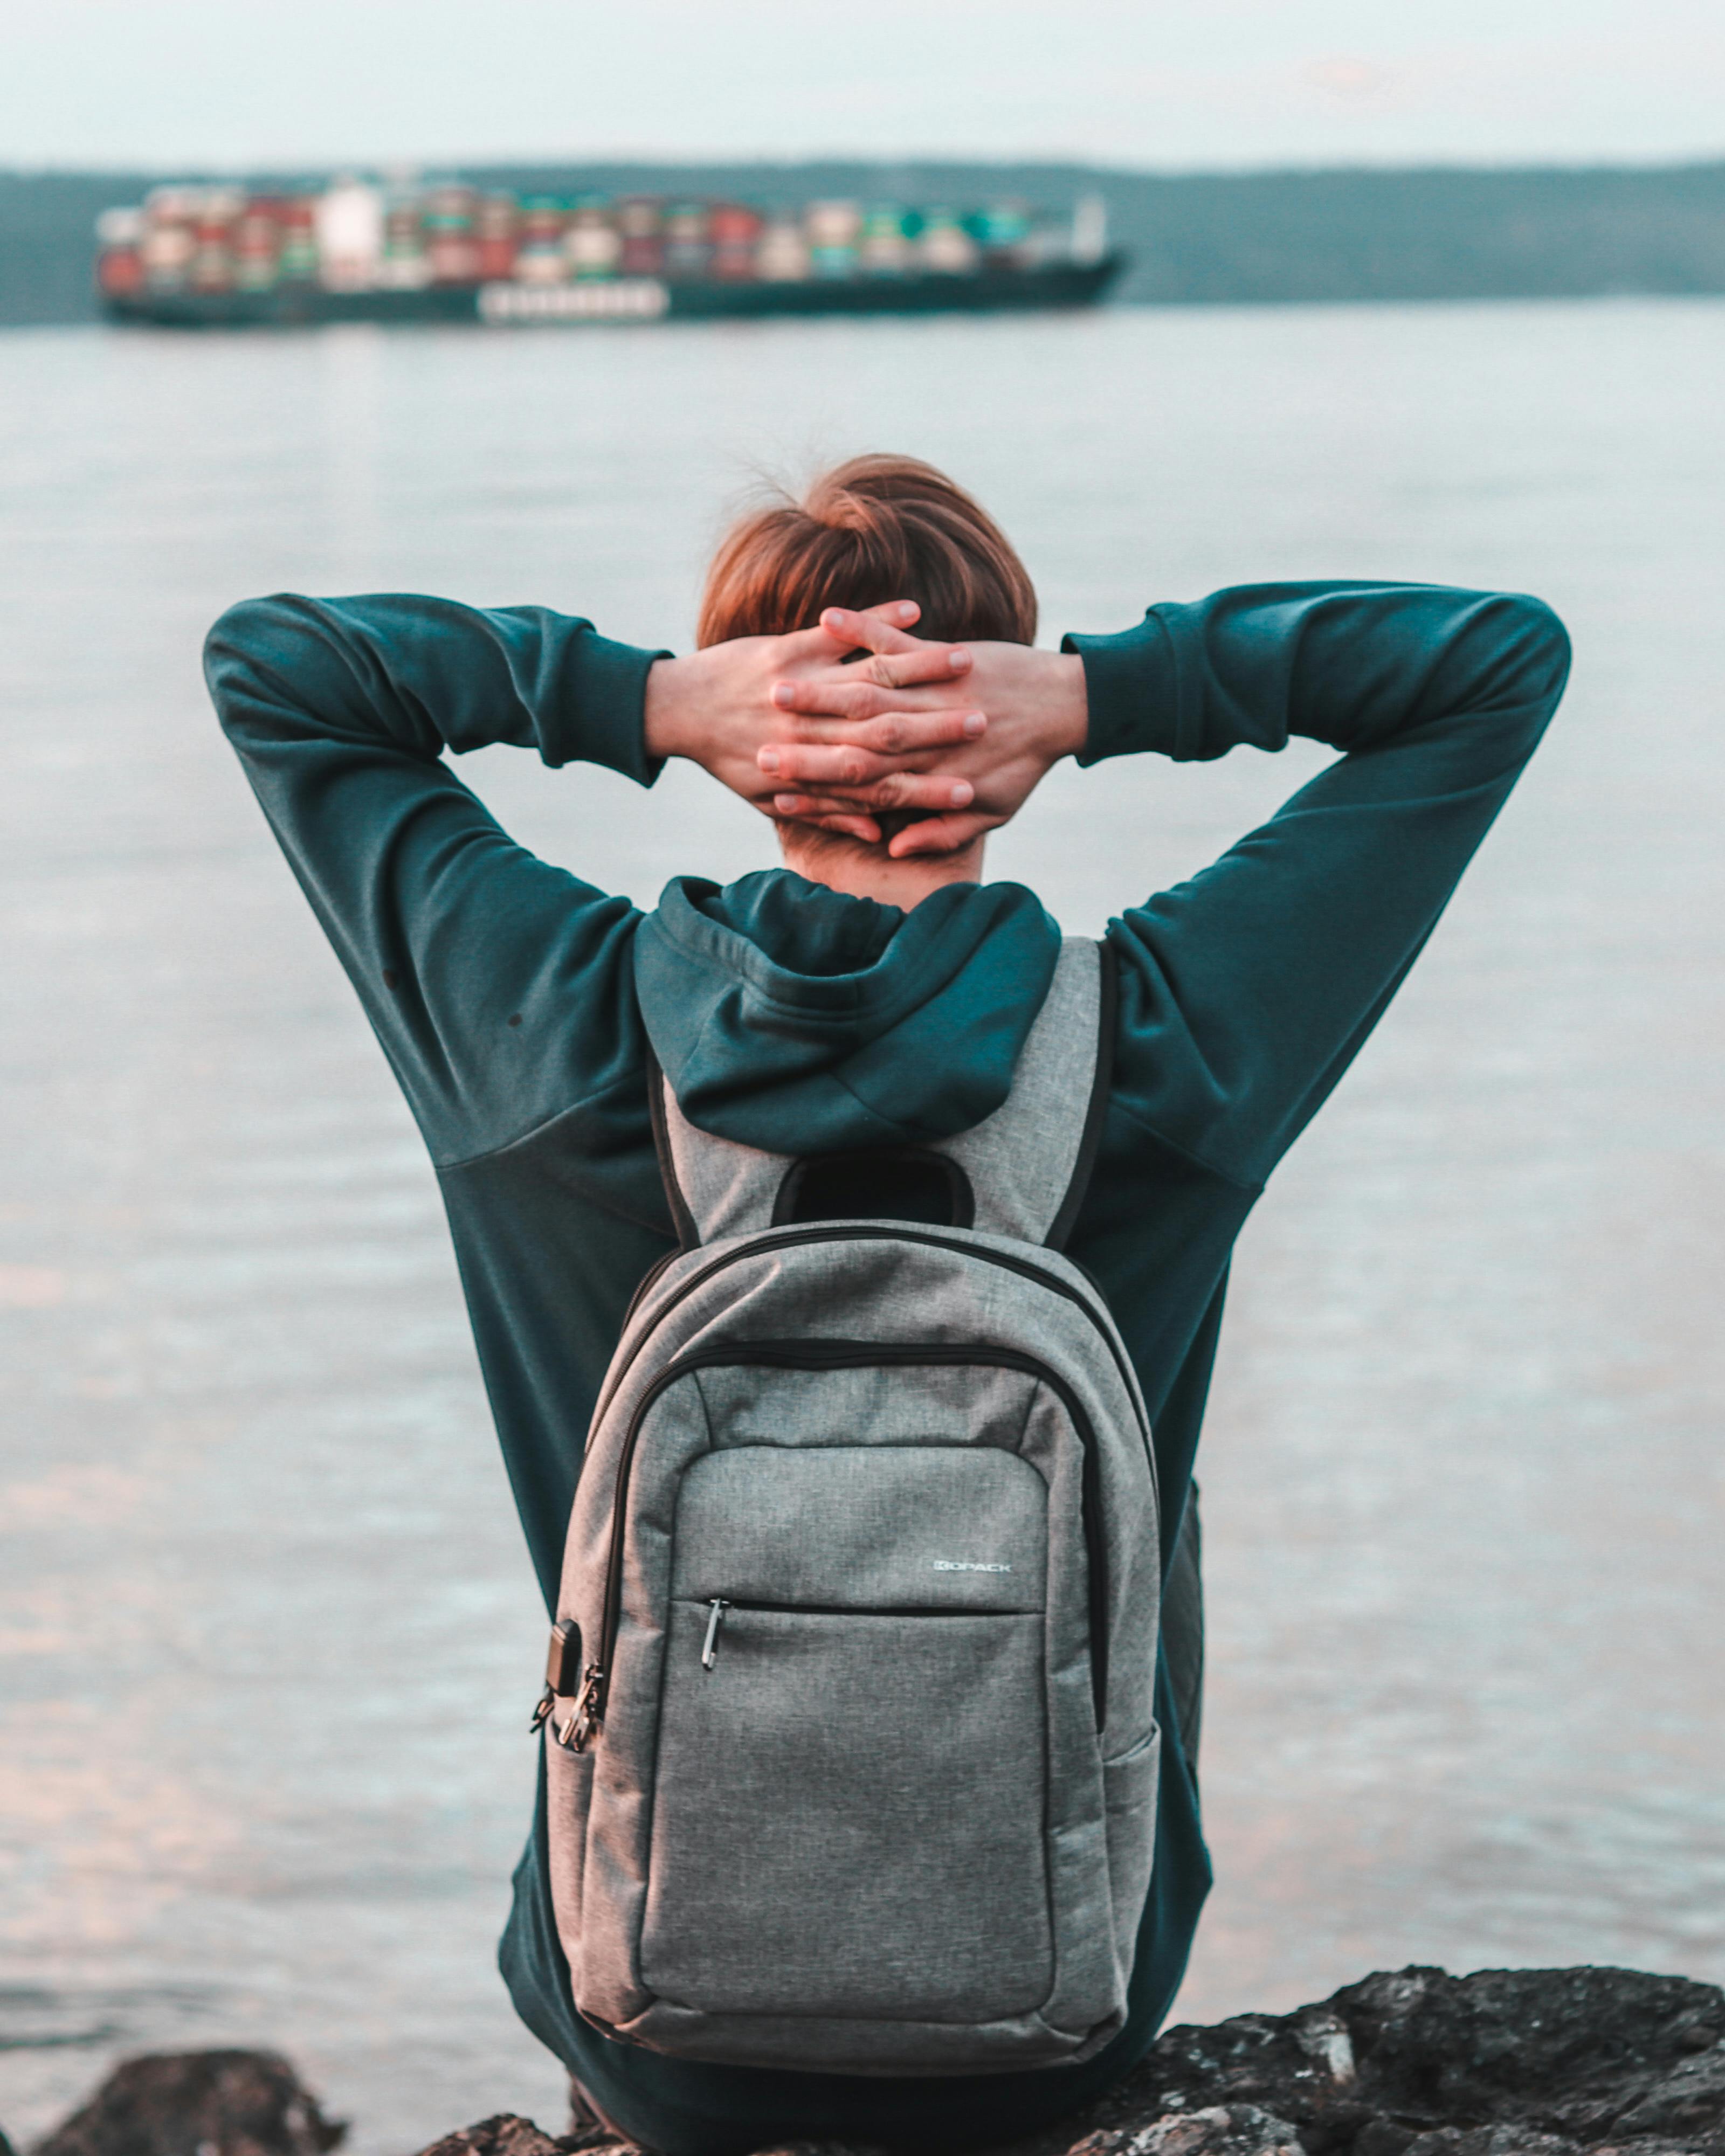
[533,937,1161,2077]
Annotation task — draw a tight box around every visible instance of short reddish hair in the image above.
[697,453,1037,648]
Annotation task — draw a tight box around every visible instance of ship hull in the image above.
[101,255,1124,329]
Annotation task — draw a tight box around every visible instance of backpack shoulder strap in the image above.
[644,935,1117,1250]
[934,935,1116,1249]
[1045,934,1117,1248]
[646,1031,787,1248]
[644,1028,701,1251]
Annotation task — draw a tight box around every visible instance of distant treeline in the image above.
[6,157,1725,326]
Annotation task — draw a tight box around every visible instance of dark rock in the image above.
[31,2051,346,2156]
[35,1968,1725,2156]
[1061,2102,1306,2155]
[415,2115,618,2156]
[399,1959,1725,2156]
[1327,1966,1725,2140]
[746,2139,897,2156]
[957,1965,1725,2156]
[391,1955,1725,2156]
[1350,2124,1420,2156]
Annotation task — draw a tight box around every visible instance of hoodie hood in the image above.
[633,870,1062,1155]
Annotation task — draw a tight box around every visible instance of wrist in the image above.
[643,654,698,764]
[1044,650,1088,762]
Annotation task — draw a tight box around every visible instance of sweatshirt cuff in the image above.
[1060,613,1184,766]
[546,626,673,786]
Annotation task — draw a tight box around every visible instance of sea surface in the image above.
[2,300,1722,2154]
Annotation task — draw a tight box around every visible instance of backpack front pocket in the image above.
[639,1597,1052,2021]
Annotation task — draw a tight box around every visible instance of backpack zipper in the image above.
[604,1222,1146,1448]
[618,1242,682,1332]
[698,1594,1012,1669]
[562,1340,1110,1752]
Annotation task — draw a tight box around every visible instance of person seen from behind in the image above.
[205,454,1571,2156]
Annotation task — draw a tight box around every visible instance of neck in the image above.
[779,840,987,909]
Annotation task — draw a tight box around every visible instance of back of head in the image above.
[698,452,1036,651]
[698,454,1037,872]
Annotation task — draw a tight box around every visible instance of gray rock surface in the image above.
[1029,1964,1725,2156]
[19,1970,1725,2156]
[987,1965,1725,2156]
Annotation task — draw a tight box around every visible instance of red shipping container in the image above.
[98,247,145,297]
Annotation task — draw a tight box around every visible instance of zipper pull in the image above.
[701,1598,731,1670]
[557,1663,606,1752]
[530,1618,582,1736]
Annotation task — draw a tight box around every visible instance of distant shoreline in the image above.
[6,157,1725,326]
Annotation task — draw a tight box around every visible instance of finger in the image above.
[771,773,975,816]
[775,600,923,671]
[818,602,924,655]
[866,643,976,690]
[855,599,923,638]
[818,708,986,754]
[770,675,894,722]
[790,810,884,843]
[776,622,854,666]
[886,810,997,857]
[748,793,883,844]
[770,675,969,721]
[821,606,972,689]
[759,714,984,781]
[760,743,901,787]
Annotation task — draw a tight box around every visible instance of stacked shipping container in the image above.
[96,178,1077,300]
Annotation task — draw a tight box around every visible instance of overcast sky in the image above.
[3,0,1721,173]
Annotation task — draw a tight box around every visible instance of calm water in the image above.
[2,300,1723,2154]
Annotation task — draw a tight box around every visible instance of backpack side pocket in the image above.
[1101,1724,1161,1978]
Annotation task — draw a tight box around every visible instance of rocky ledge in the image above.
[15,1967,1725,2156]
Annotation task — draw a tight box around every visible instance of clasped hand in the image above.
[643,602,1088,858]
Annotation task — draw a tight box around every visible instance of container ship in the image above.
[94,179,1123,328]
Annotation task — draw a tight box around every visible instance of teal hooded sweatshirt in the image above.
[205,580,1570,2156]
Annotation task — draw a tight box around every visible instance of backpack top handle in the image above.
[643,936,1118,1256]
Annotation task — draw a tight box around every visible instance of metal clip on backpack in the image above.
[532,938,1161,2076]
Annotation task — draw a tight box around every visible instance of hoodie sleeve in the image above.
[204,591,670,1168]
[1062,582,1571,1188]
